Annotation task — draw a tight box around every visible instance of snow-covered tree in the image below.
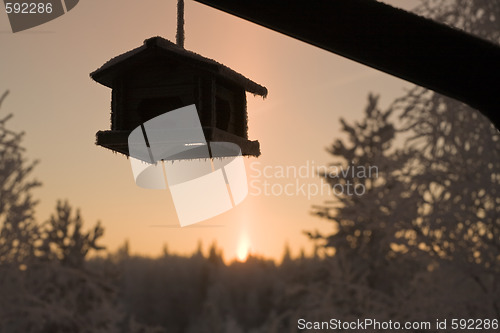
[0,91,163,332]
[311,0,500,321]
[0,90,41,265]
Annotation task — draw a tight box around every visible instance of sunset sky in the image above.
[1,0,419,261]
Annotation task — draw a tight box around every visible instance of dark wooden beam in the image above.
[193,0,500,128]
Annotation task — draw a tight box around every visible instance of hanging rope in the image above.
[176,0,185,48]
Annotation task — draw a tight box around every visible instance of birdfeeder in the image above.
[90,35,267,158]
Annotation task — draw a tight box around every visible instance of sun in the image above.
[236,233,251,262]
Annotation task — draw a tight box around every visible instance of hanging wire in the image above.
[176,0,185,48]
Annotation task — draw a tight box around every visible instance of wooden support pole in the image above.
[176,0,185,48]
[193,0,500,127]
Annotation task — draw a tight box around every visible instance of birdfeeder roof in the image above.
[90,36,268,97]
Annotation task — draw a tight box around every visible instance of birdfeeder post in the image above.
[176,0,185,48]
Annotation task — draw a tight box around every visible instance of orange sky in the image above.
[1,0,418,262]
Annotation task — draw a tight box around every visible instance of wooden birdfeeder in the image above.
[90,34,267,158]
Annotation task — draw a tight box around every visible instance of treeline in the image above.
[87,239,498,333]
[89,243,321,333]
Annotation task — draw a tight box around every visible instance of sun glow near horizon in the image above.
[236,231,251,262]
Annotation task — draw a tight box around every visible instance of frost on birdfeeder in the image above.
[90,36,267,158]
